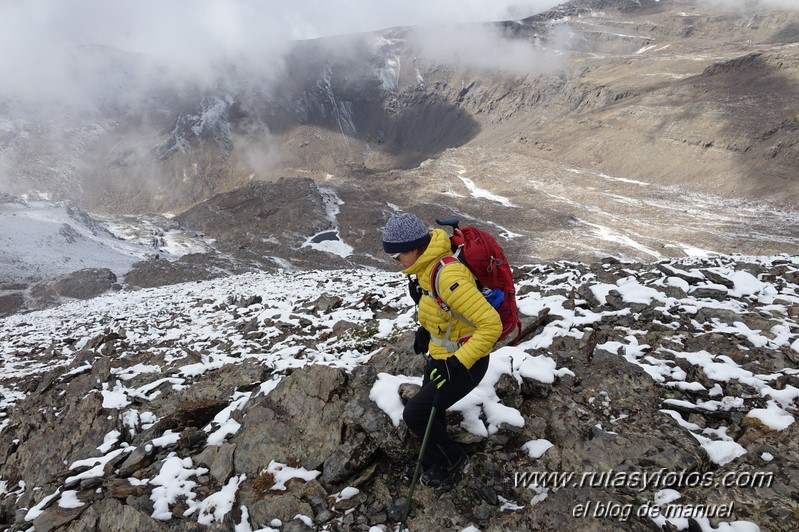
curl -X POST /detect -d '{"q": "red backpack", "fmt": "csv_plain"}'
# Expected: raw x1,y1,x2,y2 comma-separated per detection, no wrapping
429,218,522,345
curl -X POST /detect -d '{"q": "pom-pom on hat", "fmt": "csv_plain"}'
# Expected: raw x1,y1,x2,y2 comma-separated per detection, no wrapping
382,213,431,254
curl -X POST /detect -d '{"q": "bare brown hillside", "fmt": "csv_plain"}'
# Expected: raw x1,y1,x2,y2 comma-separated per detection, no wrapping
267,1,799,205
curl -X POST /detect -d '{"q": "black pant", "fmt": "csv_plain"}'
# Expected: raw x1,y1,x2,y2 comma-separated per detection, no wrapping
402,355,490,470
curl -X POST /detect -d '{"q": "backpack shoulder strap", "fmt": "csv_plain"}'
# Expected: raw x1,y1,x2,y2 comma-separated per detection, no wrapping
428,252,477,325
427,254,477,352
428,254,461,303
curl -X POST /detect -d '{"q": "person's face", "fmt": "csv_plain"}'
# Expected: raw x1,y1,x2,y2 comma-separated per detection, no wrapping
391,249,420,268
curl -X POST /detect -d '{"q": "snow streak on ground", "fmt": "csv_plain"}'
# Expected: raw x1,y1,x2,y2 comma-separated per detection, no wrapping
1,256,799,530
301,186,354,258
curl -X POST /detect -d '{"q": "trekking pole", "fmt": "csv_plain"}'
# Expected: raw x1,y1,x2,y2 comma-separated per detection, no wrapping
399,399,438,531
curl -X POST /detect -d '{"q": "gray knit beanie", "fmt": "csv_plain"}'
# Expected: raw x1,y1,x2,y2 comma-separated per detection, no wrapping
382,213,431,254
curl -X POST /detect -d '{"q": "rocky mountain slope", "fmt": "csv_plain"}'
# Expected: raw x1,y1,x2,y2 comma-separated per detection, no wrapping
1,254,798,531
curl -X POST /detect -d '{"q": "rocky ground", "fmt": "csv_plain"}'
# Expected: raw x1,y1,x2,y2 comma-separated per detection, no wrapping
2,2,799,530
1,254,797,531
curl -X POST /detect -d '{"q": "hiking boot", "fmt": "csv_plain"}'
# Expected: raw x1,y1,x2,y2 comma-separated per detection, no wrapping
401,462,425,482
419,455,469,491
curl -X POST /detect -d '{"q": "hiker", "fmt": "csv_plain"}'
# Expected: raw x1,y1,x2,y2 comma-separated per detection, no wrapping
382,212,502,490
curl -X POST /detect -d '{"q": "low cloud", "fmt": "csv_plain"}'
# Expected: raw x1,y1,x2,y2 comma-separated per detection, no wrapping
0,0,561,110
410,22,567,75
702,0,799,10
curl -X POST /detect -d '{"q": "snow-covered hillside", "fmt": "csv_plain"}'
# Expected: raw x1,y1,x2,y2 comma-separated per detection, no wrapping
0,198,211,284
1,254,798,531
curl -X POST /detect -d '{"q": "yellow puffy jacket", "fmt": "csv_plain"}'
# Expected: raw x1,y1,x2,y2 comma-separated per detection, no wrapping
403,228,502,369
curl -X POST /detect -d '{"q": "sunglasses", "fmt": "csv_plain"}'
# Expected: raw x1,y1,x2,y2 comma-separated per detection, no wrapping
391,252,402,261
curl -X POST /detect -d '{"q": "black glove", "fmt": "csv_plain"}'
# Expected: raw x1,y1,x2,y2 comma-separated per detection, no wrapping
430,356,467,389
408,276,423,305
430,365,447,389
414,326,431,354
